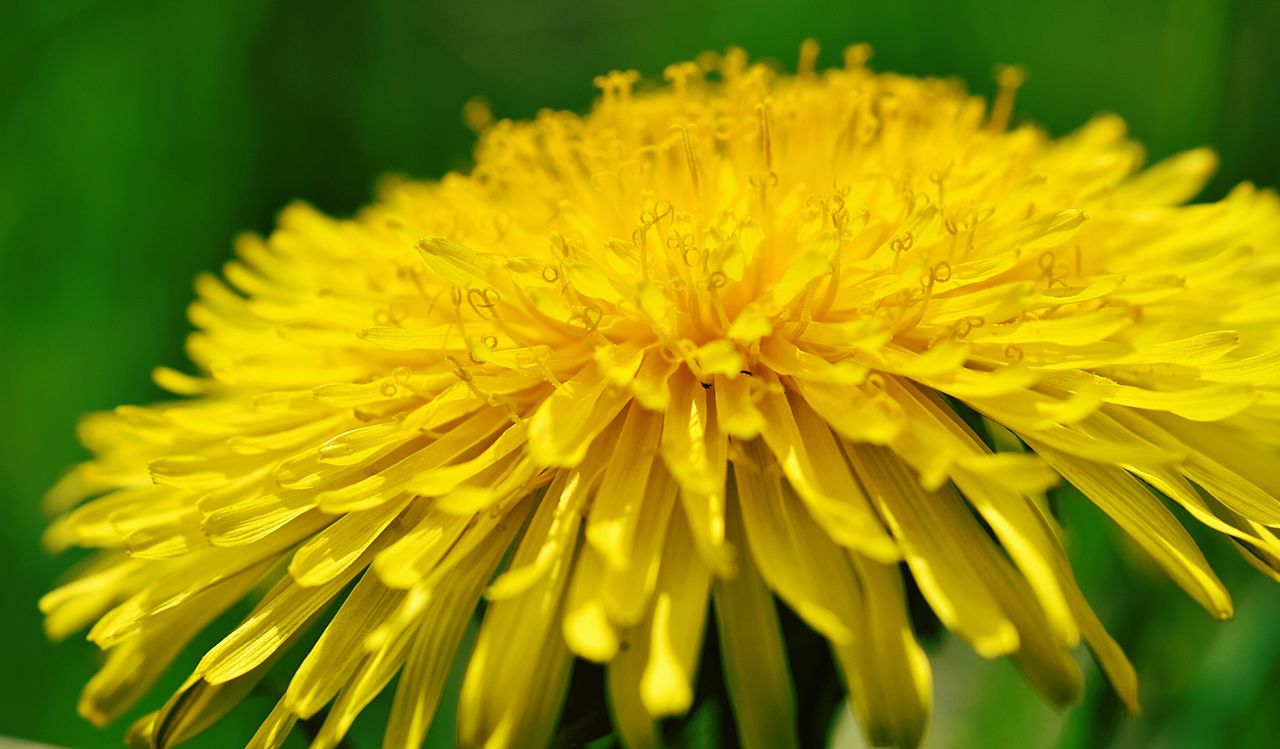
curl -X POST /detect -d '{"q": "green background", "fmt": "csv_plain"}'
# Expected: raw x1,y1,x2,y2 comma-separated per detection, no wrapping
2,0,1278,747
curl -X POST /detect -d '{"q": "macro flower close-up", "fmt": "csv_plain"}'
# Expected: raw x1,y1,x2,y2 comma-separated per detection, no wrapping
5,4,1280,749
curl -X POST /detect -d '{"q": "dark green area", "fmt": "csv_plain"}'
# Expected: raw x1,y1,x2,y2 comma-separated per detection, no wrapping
2,0,1278,747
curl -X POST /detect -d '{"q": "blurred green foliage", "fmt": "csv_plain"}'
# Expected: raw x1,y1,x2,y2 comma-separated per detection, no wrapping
2,1,1278,747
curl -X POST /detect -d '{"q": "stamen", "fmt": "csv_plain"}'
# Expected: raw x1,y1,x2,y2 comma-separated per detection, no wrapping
929,163,952,206
756,101,774,172
663,62,701,98
611,70,640,100
677,125,703,200
748,170,779,213
889,231,914,272
706,272,732,330
720,46,748,82
988,64,1027,133
816,205,858,316
592,71,640,107
909,261,952,325
447,355,525,424
1038,251,1069,288
675,339,708,382
798,38,820,77
466,287,501,320
805,195,827,226
843,43,873,70
952,316,986,339
445,354,472,383
640,199,674,228
492,211,512,240
462,97,493,132
566,305,603,335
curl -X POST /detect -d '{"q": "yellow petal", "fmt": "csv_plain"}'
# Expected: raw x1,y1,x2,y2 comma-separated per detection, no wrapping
1031,504,1140,713
245,699,297,749
528,369,628,467
660,372,732,568
1130,411,1280,526
731,441,858,642
1112,147,1217,206
1040,371,1255,422
1200,347,1280,386
78,560,261,726
756,381,899,562
562,546,621,662
285,572,406,717
836,554,933,749
457,488,578,749
488,466,599,600
41,555,149,641
895,385,1077,645
198,549,371,684
791,376,903,444
639,511,712,717
1032,444,1232,618
617,344,673,404
713,498,799,749
89,531,310,647
844,442,1020,656
588,403,665,568
608,623,659,749
713,371,766,440
290,498,411,587
599,466,680,628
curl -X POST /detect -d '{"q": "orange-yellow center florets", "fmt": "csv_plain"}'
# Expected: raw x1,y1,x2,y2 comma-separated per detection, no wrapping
360,47,1059,418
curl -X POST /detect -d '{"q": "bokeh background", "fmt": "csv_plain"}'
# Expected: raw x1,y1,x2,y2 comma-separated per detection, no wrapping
3,0,1279,747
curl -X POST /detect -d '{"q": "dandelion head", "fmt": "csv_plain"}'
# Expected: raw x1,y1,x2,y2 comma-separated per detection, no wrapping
43,42,1280,749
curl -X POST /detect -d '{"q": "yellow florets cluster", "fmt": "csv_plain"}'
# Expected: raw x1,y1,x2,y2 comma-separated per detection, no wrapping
42,43,1280,749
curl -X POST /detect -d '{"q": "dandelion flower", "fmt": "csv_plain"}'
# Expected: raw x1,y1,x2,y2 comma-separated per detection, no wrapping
43,43,1280,749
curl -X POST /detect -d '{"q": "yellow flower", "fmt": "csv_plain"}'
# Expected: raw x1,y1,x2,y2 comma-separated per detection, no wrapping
43,42,1280,749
